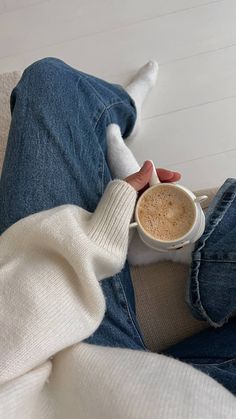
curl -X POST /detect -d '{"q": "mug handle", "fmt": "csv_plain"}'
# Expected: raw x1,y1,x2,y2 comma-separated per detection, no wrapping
194,195,208,204
129,222,138,230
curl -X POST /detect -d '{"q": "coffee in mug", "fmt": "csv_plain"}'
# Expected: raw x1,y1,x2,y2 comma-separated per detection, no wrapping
137,184,196,241
129,160,208,252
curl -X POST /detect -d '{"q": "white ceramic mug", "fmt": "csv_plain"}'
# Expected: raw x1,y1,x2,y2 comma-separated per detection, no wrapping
129,161,208,252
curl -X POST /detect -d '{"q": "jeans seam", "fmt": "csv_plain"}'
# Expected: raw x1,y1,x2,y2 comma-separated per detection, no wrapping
191,358,236,367
196,259,236,263
81,75,108,107
188,180,236,326
195,182,236,255
93,99,132,131
81,76,131,130
117,275,150,352
82,74,130,109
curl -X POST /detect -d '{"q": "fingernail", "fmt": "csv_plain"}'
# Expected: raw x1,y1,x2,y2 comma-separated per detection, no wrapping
143,160,153,172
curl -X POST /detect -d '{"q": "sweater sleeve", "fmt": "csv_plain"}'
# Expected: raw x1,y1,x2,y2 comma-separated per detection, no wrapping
0,179,137,386
87,179,137,257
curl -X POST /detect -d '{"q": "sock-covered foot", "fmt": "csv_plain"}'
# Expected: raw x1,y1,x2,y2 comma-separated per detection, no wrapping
125,60,159,137
106,124,140,179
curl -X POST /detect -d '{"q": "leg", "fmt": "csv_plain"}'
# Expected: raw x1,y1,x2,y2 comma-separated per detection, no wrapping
0,57,137,229
106,60,159,180
163,178,236,395
106,124,140,179
187,177,236,327
163,317,236,395
0,57,147,351
125,60,158,138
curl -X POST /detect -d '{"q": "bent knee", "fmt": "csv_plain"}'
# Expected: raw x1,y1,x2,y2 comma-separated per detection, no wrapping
15,57,83,110
21,57,71,88
24,57,65,73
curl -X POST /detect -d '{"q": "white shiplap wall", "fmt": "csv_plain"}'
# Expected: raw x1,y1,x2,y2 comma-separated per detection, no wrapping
0,0,235,190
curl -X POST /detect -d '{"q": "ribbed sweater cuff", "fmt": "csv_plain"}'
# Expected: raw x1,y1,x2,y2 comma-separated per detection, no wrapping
87,180,137,255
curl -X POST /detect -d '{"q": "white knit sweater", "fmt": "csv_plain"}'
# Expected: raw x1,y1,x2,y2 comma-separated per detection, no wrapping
0,179,235,419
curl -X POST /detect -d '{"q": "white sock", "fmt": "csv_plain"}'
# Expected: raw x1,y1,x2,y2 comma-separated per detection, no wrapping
106,124,140,179
106,60,159,180
125,60,159,137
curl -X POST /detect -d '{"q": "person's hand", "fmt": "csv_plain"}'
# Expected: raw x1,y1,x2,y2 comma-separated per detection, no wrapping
124,160,181,193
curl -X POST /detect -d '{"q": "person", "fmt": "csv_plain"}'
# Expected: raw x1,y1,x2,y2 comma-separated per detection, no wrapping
0,57,235,402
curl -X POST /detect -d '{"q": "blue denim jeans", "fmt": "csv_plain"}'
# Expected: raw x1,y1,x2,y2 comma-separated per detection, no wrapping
0,57,235,396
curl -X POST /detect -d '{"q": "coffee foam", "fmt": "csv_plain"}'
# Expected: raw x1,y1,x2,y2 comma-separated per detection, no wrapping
138,185,195,241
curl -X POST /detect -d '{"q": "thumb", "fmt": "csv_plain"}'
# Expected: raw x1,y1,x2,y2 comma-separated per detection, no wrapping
124,160,153,192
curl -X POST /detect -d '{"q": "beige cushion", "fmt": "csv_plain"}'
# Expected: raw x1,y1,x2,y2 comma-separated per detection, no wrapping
0,70,219,353
0,71,22,175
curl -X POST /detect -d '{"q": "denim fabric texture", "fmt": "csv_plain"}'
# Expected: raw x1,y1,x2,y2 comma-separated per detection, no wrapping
0,57,235,395
187,178,236,327
0,57,147,352
163,317,236,396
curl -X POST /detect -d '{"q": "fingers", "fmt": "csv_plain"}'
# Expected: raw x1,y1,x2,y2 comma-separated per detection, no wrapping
156,168,181,183
136,167,182,198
